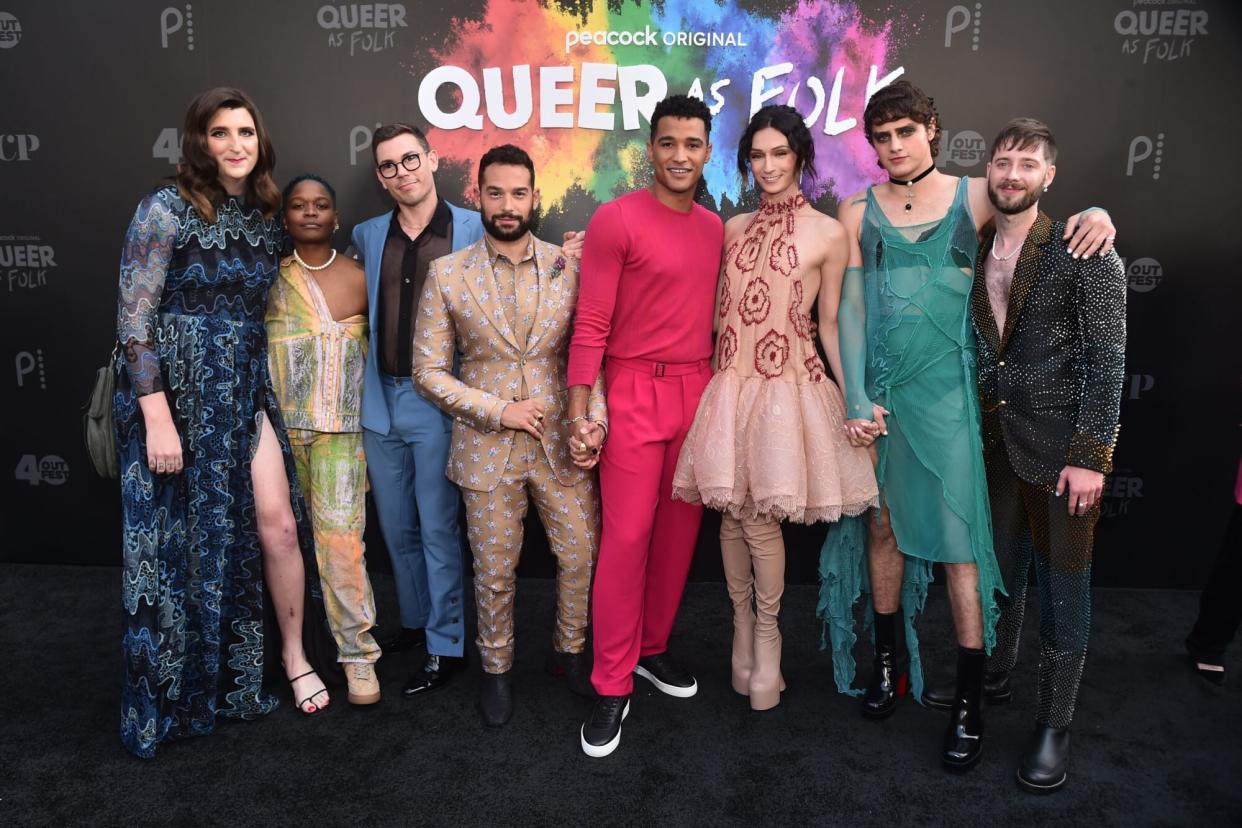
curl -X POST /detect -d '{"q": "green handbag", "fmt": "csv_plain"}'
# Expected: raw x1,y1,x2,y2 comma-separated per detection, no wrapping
83,344,119,479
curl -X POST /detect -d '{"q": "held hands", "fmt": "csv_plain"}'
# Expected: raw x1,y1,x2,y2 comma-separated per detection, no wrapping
501,398,546,439
1063,210,1117,259
1055,465,1104,516
569,420,605,469
844,404,889,448
146,419,183,475
561,230,586,260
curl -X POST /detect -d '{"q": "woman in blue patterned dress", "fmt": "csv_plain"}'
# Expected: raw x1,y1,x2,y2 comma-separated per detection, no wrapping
115,87,337,758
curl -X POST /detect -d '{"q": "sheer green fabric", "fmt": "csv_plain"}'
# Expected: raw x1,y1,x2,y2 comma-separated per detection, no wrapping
838,266,873,419
820,177,1004,699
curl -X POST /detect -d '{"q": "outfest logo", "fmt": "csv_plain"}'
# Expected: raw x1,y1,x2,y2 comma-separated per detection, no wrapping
412,0,909,209
0,10,21,48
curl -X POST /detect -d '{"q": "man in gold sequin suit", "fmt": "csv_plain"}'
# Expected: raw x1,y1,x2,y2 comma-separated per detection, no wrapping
414,144,606,726
928,118,1125,792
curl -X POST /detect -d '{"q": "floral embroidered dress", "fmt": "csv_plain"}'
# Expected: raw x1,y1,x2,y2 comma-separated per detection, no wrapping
114,187,335,759
673,192,877,523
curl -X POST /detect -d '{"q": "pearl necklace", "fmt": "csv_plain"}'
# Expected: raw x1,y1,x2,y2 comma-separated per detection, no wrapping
989,236,1021,263
294,248,337,272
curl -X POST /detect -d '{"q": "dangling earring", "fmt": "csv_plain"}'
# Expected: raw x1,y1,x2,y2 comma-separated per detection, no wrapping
1042,185,1049,193
334,222,340,232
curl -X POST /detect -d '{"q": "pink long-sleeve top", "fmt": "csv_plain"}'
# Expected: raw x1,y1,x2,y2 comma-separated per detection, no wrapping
567,188,724,387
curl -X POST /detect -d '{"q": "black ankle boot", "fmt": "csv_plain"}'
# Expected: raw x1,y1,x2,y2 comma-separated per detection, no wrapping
478,671,513,727
923,670,1011,710
942,647,985,770
861,611,902,720
1017,723,1070,792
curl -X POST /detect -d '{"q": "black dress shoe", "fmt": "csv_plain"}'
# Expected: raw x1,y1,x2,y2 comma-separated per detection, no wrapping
1017,724,1070,793
634,653,697,698
923,671,1012,710
580,694,630,758
401,654,464,697
478,671,513,727
861,644,901,720
546,651,596,698
942,647,985,771
378,627,426,654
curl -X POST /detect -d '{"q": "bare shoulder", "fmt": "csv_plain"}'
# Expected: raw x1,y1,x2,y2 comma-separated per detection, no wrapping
805,209,847,243
836,189,869,229
964,176,994,230
338,253,364,276
723,211,752,244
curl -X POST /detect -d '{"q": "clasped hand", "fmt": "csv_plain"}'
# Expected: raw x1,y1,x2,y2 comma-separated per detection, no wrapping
844,404,889,448
568,421,604,469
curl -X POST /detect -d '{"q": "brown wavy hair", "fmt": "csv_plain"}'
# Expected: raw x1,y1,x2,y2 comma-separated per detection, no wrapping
863,80,942,159
176,87,280,223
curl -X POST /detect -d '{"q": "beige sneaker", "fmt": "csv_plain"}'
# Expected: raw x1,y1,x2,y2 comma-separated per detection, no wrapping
346,662,381,705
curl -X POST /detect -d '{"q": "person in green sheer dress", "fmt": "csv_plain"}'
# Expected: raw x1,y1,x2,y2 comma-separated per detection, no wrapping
819,80,1118,771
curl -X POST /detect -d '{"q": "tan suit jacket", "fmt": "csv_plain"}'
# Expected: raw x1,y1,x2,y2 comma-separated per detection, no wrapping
414,236,607,493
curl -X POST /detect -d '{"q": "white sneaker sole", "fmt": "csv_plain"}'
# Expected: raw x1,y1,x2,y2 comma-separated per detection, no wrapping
580,700,631,758
634,665,698,698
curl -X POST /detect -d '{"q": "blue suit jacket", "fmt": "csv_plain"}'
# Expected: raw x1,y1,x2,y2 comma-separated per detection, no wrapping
352,200,483,435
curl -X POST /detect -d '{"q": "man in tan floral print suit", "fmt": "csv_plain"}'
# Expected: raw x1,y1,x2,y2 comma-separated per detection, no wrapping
414,144,607,727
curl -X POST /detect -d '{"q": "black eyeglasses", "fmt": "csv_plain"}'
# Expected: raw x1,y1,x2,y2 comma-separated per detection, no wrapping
377,152,422,179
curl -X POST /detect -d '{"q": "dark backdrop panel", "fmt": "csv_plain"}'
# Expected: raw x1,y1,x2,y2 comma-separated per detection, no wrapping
1,0,1238,589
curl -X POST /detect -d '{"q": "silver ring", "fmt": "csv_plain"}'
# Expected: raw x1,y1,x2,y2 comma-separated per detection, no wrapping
1105,236,1116,241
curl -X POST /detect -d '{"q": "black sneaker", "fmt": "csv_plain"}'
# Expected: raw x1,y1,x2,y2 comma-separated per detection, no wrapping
634,653,698,698
580,694,630,758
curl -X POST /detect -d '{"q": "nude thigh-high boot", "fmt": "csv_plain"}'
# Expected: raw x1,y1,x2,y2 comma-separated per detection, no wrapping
719,514,755,695
747,517,786,710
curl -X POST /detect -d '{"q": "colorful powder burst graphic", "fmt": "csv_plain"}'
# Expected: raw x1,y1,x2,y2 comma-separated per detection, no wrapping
418,0,909,211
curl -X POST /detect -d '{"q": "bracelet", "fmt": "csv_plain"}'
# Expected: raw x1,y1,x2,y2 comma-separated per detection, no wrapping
596,421,609,443
567,415,589,426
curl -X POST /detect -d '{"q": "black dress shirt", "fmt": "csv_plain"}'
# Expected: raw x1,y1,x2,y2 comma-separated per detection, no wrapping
378,198,453,376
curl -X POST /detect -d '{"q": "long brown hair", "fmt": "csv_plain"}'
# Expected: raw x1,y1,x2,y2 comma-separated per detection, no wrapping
176,87,280,223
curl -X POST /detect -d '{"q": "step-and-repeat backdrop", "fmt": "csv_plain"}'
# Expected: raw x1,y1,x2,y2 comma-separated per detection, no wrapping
1,0,1238,588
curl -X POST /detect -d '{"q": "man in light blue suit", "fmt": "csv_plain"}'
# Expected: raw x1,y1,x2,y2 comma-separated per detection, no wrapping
352,123,483,696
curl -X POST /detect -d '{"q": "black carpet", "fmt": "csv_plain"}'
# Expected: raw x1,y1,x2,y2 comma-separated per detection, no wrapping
3,563,1239,826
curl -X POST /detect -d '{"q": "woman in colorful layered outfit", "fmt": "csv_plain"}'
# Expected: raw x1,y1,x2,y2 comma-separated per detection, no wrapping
115,88,336,758
673,105,878,710
266,175,381,705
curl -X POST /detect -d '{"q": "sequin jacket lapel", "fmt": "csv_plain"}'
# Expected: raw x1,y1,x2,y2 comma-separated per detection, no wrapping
972,213,1127,485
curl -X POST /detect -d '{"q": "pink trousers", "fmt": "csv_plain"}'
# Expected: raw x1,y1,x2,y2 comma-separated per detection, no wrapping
591,357,712,696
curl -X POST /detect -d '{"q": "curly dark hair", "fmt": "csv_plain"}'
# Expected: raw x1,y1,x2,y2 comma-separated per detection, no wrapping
282,173,336,206
176,87,280,223
737,104,818,188
649,94,712,143
863,80,942,158
478,143,535,191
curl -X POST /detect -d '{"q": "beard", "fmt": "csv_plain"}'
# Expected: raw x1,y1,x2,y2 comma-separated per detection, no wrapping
988,180,1041,215
483,207,540,242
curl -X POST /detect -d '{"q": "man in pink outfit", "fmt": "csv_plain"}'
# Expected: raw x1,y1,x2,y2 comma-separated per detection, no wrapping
566,95,724,757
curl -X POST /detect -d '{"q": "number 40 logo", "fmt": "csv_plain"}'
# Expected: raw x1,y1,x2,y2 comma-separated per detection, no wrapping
15,454,69,485
153,128,181,164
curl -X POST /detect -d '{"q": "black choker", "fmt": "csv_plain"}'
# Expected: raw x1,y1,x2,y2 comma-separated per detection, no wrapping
890,164,936,212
